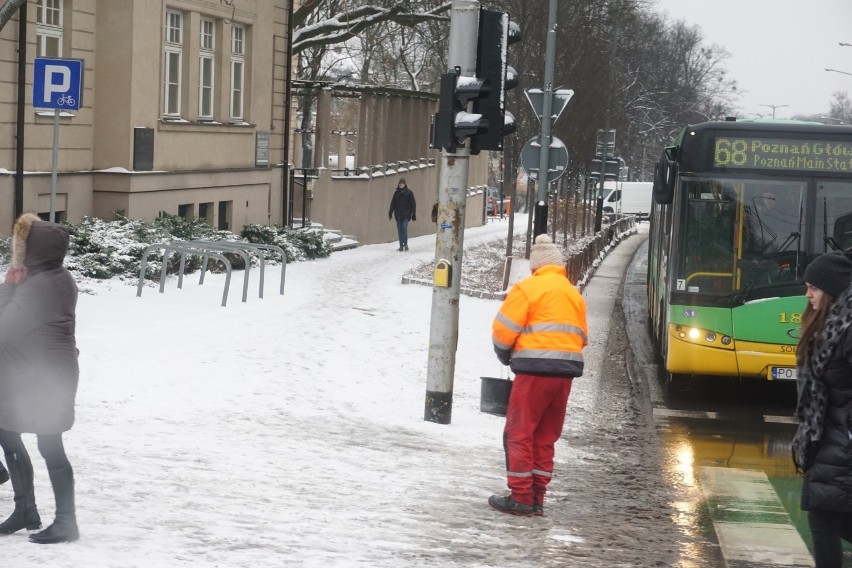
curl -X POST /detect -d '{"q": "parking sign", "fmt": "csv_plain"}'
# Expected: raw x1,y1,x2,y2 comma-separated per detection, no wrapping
33,58,83,111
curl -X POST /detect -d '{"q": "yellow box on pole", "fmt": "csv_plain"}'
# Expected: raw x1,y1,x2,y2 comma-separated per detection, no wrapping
434,259,452,287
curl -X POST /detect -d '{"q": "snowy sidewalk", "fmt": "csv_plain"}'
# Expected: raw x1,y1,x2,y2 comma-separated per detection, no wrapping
1,220,686,567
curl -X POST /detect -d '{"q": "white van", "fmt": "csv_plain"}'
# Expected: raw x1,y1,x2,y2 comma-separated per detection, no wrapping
602,181,653,219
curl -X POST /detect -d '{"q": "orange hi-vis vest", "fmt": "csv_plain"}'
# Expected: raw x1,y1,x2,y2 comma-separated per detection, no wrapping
492,264,588,378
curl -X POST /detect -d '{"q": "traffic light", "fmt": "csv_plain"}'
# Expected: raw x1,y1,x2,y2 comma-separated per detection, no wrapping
429,67,490,152
469,9,521,155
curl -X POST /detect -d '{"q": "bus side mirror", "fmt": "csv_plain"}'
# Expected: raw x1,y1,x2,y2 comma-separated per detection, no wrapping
653,159,676,204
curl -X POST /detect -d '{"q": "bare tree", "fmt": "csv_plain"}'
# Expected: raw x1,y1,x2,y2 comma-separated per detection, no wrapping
293,1,450,55
829,91,852,124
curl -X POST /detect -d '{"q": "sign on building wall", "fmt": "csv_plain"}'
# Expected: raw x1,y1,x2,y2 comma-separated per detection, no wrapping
256,131,270,166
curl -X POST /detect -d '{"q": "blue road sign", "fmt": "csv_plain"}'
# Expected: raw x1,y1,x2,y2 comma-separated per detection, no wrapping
33,58,83,111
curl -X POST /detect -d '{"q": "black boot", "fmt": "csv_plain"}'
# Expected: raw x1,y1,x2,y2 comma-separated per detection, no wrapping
0,460,7,485
29,465,78,544
0,452,41,534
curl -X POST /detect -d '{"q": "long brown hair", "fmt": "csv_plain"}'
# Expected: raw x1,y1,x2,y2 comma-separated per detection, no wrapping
797,293,834,365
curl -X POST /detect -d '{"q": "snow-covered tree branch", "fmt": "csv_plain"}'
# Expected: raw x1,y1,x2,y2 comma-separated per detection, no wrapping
293,2,450,54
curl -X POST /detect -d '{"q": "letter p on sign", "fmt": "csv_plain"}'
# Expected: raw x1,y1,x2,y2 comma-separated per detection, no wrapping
43,65,70,101
33,58,83,111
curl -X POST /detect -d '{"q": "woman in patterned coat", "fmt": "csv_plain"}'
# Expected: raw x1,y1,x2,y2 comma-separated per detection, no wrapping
793,250,852,567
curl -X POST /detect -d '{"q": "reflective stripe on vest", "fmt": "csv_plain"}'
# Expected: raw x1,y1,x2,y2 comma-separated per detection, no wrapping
512,349,584,362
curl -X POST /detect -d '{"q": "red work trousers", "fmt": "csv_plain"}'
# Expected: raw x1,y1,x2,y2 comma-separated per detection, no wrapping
502,373,573,506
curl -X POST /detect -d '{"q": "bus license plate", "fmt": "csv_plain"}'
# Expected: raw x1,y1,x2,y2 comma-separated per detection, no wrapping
771,367,796,381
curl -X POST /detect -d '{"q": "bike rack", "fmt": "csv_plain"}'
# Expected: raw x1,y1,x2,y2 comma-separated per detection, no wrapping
137,243,233,307
189,240,287,298
136,240,287,307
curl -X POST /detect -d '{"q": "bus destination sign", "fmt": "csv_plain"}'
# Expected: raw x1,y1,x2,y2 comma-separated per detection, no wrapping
714,136,852,173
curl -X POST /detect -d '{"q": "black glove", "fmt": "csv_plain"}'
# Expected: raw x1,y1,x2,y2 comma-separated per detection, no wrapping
495,347,511,366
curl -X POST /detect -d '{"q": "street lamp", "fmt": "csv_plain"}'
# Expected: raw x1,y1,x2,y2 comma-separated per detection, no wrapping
819,116,846,125
840,42,852,47
760,103,789,119
825,68,852,78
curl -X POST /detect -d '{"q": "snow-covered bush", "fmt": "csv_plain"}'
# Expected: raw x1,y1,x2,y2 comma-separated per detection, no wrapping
0,212,333,281
240,224,332,262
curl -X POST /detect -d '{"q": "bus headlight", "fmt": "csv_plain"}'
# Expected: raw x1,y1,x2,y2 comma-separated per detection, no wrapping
671,324,733,349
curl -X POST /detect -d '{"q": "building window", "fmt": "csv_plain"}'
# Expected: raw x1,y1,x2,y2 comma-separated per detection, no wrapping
36,0,63,57
163,10,183,117
198,18,215,119
229,24,245,121
218,201,232,231
199,202,213,225
177,204,195,220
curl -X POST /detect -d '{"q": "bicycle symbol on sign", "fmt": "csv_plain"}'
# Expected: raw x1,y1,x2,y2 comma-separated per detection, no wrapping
56,94,76,107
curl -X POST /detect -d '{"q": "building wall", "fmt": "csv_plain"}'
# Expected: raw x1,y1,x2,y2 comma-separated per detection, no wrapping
0,0,289,236
0,0,494,243
309,151,490,246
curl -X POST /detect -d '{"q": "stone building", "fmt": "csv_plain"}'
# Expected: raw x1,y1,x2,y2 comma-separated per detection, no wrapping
0,0,489,243
0,0,291,236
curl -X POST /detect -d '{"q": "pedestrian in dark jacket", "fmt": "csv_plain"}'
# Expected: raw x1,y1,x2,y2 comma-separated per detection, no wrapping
489,234,588,517
388,178,416,251
0,213,80,544
793,250,852,567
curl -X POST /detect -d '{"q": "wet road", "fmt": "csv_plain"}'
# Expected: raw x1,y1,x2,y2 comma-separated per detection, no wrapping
622,233,834,567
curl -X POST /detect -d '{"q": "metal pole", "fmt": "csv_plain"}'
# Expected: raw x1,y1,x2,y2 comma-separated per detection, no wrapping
424,0,479,425
594,15,618,233
502,139,516,291
533,0,558,239
49,108,59,222
14,1,26,221
281,0,295,225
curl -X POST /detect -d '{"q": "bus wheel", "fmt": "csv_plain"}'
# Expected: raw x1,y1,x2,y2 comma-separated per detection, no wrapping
664,372,691,398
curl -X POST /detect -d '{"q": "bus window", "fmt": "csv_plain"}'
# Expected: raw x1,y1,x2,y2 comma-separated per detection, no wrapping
677,178,806,296
741,181,804,258
814,181,852,252
681,179,738,293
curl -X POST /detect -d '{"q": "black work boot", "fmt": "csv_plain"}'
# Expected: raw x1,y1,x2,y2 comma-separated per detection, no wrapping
0,452,41,534
29,465,78,544
488,494,534,517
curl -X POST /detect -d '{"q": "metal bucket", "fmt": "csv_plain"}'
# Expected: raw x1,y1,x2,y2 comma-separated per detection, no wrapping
480,376,513,416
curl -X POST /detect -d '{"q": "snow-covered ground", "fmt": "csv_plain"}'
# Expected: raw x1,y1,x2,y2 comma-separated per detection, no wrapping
0,217,672,567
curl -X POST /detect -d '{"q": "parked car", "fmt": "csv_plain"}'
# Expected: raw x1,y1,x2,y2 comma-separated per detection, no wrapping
486,187,508,216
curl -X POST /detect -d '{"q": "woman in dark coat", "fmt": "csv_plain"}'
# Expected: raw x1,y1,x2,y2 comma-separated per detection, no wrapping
0,213,79,544
793,250,852,567
388,178,416,251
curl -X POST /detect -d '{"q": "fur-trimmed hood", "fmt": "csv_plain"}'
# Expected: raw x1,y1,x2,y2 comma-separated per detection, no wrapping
11,213,69,271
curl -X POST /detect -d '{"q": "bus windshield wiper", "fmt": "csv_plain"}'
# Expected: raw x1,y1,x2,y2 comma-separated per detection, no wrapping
824,235,842,251
775,231,800,253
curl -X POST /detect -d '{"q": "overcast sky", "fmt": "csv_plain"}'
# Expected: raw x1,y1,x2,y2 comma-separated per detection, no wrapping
652,0,852,119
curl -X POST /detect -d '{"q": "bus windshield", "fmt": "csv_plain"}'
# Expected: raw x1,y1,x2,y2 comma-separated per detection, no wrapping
676,176,807,303
814,180,852,251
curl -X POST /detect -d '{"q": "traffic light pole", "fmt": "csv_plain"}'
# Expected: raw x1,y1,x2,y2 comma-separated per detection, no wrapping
533,0,558,239
424,0,479,425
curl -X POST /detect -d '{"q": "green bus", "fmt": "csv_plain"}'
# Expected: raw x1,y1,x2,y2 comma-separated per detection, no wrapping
648,118,852,382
